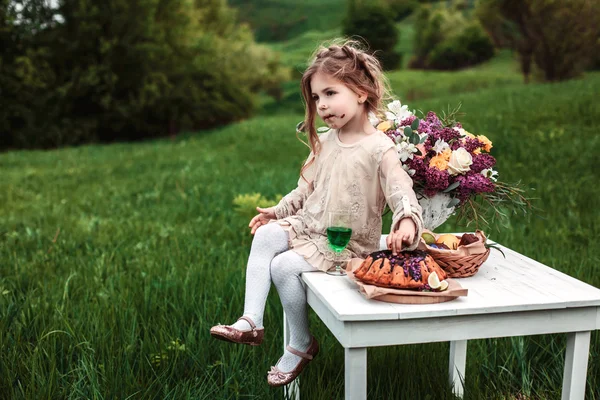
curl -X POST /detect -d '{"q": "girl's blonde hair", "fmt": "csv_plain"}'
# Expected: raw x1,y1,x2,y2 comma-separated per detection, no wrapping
298,38,393,178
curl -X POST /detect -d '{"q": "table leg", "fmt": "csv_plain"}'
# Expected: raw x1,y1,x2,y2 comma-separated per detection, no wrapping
448,340,467,398
562,331,591,400
283,311,300,400
345,347,367,400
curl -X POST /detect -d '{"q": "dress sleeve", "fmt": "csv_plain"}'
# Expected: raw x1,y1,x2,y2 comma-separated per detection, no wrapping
379,147,424,250
273,151,316,219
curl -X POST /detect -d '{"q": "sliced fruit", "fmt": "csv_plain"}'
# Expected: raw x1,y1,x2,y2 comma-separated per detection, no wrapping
421,232,436,245
435,234,460,250
427,272,441,289
439,280,449,291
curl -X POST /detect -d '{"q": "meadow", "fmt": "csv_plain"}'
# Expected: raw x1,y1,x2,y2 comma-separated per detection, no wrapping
1,50,600,399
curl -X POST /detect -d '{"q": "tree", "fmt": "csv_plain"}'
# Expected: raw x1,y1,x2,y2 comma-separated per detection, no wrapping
409,5,494,70
342,2,402,70
0,0,290,149
476,0,600,82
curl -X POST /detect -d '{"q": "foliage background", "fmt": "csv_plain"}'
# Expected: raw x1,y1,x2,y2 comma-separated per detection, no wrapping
1,0,599,399
0,0,289,149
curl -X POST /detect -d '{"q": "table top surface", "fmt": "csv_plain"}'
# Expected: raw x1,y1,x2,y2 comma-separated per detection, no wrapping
302,241,600,322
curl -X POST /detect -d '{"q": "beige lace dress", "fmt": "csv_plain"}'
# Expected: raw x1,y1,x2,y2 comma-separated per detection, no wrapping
272,129,424,272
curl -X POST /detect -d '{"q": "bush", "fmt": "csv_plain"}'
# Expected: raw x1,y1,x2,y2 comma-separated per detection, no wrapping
428,39,474,70
474,0,512,48
342,3,402,70
461,23,496,64
0,0,289,150
409,6,442,67
410,5,495,71
453,0,469,11
428,23,495,70
476,0,600,82
386,0,419,21
589,37,600,71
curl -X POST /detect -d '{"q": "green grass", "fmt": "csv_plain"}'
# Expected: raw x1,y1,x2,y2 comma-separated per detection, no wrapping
1,67,600,398
260,49,526,118
269,27,343,77
268,18,417,74
228,0,346,43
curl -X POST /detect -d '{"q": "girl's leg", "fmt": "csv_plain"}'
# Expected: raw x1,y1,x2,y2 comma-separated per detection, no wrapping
230,223,289,331
270,250,317,372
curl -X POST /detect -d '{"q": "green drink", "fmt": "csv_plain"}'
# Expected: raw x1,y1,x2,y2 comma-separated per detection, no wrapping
326,210,352,276
327,226,352,253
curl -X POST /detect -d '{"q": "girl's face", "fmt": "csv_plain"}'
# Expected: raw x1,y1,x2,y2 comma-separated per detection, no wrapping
310,72,366,130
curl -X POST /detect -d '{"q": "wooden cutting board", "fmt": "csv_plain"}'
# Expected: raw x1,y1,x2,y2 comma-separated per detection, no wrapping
372,279,467,304
348,270,468,304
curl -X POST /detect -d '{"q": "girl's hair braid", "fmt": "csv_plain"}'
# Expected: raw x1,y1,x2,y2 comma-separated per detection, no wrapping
298,38,394,180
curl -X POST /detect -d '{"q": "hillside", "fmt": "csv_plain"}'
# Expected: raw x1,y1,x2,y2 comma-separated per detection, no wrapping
228,0,346,42
1,62,599,398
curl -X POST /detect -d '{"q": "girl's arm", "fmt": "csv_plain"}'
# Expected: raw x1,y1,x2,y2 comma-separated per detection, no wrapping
379,148,424,253
273,152,316,219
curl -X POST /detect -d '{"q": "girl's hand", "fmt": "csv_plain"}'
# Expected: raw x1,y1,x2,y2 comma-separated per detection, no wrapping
249,206,277,235
386,218,417,255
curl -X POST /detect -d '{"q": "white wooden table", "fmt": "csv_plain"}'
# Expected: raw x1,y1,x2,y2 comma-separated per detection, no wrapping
283,236,600,399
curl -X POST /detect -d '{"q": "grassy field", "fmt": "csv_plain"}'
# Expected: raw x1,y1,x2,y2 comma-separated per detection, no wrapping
228,0,346,42
268,15,417,75
1,58,600,399
261,49,527,119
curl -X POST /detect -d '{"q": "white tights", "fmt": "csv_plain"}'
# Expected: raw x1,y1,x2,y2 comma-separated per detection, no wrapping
231,223,316,372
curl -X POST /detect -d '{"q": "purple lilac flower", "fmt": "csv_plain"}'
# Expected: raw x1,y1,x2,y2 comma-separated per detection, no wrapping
399,115,417,127
424,167,450,196
470,154,496,173
407,157,427,182
463,137,484,153
426,111,442,127
455,174,495,201
431,127,461,145
414,112,442,136
385,130,399,143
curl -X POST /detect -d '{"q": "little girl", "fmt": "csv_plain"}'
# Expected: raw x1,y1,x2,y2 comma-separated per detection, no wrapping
210,39,424,387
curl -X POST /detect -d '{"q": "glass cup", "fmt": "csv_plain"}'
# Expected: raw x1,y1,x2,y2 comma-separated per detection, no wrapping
326,210,353,276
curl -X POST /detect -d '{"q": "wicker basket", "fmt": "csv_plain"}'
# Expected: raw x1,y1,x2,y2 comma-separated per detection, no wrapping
418,230,490,278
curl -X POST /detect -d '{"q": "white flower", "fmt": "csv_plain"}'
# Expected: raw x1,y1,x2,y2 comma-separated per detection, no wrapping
385,100,413,123
396,141,418,162
448,148,473,175
402,164,416,176
432,139,450,154
368,111,380,127
481,168,499,182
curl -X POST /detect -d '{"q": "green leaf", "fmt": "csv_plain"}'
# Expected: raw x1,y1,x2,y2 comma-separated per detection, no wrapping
410,133,420,145
411,118,419,130
403,126,412,136
443,181,460,193
447,198,460,208
486,244,506,258
419,134,428,144
414,149,422,156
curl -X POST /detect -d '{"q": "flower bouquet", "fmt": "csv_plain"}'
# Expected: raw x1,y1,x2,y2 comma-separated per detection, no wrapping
371,100,532,230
